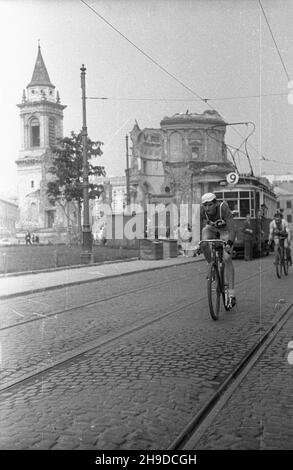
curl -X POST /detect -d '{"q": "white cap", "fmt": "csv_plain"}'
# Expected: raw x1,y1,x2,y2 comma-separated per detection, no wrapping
201,192,216,204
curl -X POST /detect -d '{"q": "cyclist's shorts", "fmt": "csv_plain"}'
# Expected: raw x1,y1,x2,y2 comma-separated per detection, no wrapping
202,225,231,243
273,235,289,244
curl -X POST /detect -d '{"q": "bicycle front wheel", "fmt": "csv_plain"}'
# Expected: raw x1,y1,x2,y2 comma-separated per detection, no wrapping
283,252,289,276
220,264,230,311
207,263,221,320
275,251,282,278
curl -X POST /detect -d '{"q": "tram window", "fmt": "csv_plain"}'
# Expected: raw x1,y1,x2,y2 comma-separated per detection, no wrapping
214,192,223,199
240,199,250,217
240,191,249,198
255,192,260,212
224,192,238,199
226,199,238,212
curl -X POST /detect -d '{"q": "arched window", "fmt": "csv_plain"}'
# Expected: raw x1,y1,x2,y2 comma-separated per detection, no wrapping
189,131,203,160
169,132,183,162
29,202,38,222
30,118,40,147
49,117,56,147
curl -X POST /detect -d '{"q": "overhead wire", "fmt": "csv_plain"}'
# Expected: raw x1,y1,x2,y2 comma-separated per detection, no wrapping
258,0,292,83
80,0,291,170
87,91,288,102
258,0,293,167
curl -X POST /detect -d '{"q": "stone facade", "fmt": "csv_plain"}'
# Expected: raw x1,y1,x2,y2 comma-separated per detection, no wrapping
0,197,18,238
129,110,235,210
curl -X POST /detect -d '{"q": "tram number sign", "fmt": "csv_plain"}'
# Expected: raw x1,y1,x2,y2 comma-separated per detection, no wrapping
226,172,239,185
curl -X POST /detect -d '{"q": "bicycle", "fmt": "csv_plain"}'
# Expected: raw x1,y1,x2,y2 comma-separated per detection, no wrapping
274,236,289,279
199,239,234,320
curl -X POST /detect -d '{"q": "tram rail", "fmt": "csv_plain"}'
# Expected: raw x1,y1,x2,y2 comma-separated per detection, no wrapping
0,270,199,331
169,300,293,450
0,266,273,395
0,258,290,450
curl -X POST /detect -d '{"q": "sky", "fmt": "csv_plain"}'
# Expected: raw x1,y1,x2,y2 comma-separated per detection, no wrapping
1,0,293,198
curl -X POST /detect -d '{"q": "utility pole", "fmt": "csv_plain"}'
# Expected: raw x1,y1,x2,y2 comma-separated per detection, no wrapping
80,64,92,263
125,134,131,210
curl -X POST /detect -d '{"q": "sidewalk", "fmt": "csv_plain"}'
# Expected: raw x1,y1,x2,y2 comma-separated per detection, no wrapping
0,255,203,300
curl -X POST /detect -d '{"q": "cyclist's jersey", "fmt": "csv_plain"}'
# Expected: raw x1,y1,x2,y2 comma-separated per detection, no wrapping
200,201,236,242
269,219,289,238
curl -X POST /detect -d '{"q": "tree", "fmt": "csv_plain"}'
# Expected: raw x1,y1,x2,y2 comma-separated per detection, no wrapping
47,131,105,242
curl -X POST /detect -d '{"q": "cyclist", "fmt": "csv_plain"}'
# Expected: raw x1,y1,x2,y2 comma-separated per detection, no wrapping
200,192,237,307
269,212,292,265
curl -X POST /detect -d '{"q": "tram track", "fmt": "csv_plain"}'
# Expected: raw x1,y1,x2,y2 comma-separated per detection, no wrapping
0,263,271,332
0,258,199,301
0,257,291,450
0,295,207,394
0,270,199,331
168,299,293,450
0,266,273,396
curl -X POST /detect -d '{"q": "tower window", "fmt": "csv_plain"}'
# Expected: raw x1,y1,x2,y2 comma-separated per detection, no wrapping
31,180,34,188
31,118,40,147
49,118,56,147
191,146,200,159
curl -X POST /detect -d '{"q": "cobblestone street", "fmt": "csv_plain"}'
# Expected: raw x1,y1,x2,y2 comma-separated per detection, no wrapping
0,256,292,451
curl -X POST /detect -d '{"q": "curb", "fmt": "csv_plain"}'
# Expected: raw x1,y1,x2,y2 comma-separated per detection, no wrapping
0,256,139,278
0,256,203,300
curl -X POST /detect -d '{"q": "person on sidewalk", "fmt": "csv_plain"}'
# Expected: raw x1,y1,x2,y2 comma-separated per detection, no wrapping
180,223,192,256
242,214,254,261
25,231,31,246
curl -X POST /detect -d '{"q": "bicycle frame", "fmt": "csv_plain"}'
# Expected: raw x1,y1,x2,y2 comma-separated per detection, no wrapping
199,239,230,320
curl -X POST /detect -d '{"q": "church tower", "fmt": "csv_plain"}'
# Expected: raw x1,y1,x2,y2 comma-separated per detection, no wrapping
16,45,67,239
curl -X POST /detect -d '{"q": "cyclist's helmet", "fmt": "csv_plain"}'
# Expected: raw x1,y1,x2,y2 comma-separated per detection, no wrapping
201,193,217,204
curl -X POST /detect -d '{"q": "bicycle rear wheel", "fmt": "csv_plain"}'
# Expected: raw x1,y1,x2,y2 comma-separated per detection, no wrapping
275,251,282,278
207,263,221,320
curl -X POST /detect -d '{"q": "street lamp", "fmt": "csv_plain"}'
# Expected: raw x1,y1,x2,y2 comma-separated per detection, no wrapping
80,64,92,263
125,134,131,210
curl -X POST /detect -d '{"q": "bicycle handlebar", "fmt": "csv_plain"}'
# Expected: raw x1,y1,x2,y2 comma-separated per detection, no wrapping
198,239,226,246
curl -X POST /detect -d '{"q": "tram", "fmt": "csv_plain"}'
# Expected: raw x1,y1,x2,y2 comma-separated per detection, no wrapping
212,174,278,258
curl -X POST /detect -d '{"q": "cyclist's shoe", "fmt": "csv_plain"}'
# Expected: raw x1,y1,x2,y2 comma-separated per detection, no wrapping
227,296,237,309
206,265,215,281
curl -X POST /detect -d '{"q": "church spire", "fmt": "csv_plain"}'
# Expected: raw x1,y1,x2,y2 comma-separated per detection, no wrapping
27,44,55,88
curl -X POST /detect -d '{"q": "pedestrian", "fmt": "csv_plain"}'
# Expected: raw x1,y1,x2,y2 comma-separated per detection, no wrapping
181,223,192,256
173,223,182,254
242,214,254,260
25,231,31,246
32,233,35,244
256,210,264,256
